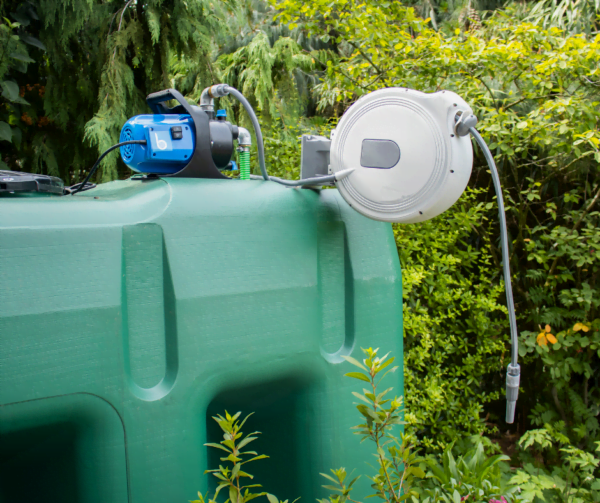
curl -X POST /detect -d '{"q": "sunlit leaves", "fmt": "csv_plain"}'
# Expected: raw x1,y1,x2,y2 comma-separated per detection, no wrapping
574,322,590,332
537,324,557,346
320,348,421,503
268,0,600,465
203,411,270,503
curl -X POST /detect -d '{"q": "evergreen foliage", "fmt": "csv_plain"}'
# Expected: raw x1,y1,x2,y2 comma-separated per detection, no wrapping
0,0,224,183
217,32,313,124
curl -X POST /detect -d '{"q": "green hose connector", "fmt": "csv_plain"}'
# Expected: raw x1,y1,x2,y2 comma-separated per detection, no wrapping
239,149,250,180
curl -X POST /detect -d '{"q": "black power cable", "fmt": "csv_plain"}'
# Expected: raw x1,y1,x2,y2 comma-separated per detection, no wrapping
70,140,147,195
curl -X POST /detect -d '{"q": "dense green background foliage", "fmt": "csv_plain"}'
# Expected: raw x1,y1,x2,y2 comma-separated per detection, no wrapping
0,0,222,182
2,0,600,500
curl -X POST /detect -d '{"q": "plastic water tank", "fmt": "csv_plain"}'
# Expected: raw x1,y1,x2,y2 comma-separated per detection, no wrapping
0,177,403,503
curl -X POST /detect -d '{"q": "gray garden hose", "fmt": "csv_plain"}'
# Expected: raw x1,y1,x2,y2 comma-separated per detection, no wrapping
469,126,521,424
200,84,269,180
268,168,355,187
201,84,349,187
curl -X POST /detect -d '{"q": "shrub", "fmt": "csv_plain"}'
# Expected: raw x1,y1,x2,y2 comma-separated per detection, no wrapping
270,0,600,463
200,348,526,503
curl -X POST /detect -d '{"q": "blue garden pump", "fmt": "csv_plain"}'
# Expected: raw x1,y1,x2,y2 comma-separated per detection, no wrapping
120,88,239,178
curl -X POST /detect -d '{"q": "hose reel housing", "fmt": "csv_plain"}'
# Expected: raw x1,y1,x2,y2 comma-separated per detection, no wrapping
329,88,474,223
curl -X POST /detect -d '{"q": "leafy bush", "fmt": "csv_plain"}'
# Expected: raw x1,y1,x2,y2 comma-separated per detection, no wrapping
201,348,527,503
269,0,600,467
320,347,423,503
0,3,45,170
511,426,600,502
416,436,518,503
520,320,600,455
195,411,293,503
396,190,508,450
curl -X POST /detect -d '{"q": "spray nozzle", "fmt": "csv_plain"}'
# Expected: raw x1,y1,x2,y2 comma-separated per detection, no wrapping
505,363,520,424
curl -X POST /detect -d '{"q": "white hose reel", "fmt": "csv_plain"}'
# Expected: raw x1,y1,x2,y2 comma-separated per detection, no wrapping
326,87,519,424
329,87,475,223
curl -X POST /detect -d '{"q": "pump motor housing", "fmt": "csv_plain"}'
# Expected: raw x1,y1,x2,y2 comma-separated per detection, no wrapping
120,110,238,174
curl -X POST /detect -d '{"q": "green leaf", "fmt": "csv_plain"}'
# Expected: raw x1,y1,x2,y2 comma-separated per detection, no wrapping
9,52,35,63
409,466,425,478
205,442,231,453
215,483,229,497
1,81,21,103
320,473,339,483
375,357,395,373
241,454,268,465
0,121,12,142
19,33,46,51
347,475,360,488
342,355,368,370
237,436,258,450
238,413,255,430
266,494,279,503
345,372,371,383
229,486,239,503
352,391,373,405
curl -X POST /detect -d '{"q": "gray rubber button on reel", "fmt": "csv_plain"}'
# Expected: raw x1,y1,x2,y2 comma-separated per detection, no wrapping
360,139,401,169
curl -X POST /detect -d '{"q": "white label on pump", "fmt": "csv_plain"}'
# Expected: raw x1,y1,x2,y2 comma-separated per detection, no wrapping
150,130,172,152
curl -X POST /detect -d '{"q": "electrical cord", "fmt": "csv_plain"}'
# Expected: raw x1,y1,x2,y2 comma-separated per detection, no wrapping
469,126,521,424
64,182,96,194
70,140,147,195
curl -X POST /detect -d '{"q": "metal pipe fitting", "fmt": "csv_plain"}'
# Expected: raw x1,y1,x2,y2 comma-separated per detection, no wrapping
237,127,252,147
199,83,268,180
199,84,229,112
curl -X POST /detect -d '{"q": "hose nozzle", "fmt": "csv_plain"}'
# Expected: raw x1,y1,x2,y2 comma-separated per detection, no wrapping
506,363,520,423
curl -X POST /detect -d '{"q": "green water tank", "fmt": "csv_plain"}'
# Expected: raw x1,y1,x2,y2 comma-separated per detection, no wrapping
0,177,403,503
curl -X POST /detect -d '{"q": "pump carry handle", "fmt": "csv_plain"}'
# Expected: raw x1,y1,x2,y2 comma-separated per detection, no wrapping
146,88,190,116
